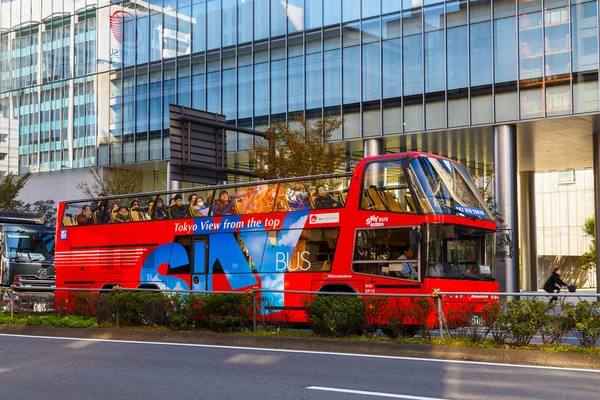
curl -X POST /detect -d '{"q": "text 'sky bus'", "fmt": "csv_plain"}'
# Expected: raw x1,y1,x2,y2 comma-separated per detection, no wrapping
55,152,499,323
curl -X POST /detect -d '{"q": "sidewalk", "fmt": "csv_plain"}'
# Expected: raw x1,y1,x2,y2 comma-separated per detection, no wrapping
0,324,598,370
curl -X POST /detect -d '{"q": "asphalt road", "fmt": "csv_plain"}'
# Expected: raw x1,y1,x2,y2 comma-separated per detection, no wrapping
0,334,598,400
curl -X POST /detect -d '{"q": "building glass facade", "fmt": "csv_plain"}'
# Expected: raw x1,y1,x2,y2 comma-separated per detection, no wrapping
0,0,599,177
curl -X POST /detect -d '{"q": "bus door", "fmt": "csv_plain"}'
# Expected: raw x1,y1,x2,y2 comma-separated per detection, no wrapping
191,236,208,291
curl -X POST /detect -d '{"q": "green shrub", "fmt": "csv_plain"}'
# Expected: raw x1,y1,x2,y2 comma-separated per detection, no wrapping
303,295,364,337
99,291,169,326
540,303,575,346
363,296,389,336
407,297,435,339
482,300,507,345
502,299,549,346
564,301,600,347
197,293,253,332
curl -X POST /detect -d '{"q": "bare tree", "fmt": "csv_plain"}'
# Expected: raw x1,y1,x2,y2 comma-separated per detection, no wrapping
0,172,32,211
76,165,144,197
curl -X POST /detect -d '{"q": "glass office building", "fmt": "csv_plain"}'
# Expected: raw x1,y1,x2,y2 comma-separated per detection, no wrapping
1,0,599,188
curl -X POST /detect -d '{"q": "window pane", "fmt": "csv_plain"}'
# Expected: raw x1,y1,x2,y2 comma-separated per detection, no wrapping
238,65,252,119
545,6,571,77
324,49,341,107
363,0,380,18
272,0,287,36
494,17,517,83
306,0,323,30
343,46,360,104
288,55,304,112
382,0,401,14
207,0,221,49
382,13,401,39
192,1,206,53
470,22,492,86
519,12,542,80
288,0,304,33
207,71,221,113
425,30,444,93
192,73,205,110
447,26,468,90
238,0,252,44
222,0,236,47
254,61,269,117
271,59,286,113
383,38,401,98
222,68,235,119
343,0,360,22
324,0,341,25
572,2,598,73
254,0,269,40
403,34,423,95
363,43,380,101
306,52,323,110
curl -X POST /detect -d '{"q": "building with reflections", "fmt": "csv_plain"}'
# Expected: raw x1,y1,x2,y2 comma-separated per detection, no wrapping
2,0,600,291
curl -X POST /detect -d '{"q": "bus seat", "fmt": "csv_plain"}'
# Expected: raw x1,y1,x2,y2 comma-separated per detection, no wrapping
308,193,316,208
380,191,404,213
62,213,75,226
130,210,143,222
110,211,118,223
339,192,348,207
405,194,416,212
366,188,387,211
188,204,196,217
74,212,81,225
361,192,373,209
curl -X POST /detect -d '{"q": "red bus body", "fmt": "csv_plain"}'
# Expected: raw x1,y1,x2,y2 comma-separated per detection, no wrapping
55,152,499,323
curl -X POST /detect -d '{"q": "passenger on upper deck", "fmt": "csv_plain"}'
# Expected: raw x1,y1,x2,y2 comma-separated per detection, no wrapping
213,191,234,216
94,202,110,224
130,200,140,210
153,198,169,220
114,206,131,223
193,197,209,217
77,205,95,226
169,194,190,219
90,193,106,213
314,185,340,209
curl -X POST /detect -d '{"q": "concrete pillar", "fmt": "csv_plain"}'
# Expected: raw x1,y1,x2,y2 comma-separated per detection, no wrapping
363,138,384,158
166,161,180,191
494,125,519,293
593,132,600,293
519,171,538,291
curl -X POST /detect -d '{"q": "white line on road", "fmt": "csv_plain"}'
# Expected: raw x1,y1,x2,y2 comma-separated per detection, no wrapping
0,333,598,374
306,386,448,400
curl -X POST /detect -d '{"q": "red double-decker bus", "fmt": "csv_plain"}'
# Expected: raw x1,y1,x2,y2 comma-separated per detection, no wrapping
55,152,498,322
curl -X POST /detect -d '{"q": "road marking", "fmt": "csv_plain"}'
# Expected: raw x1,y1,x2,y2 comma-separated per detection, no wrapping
0,333,599,374
306,386,448,399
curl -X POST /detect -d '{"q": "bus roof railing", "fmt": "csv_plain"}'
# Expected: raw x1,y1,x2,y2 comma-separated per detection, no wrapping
62,171,353,204
0,211,45,225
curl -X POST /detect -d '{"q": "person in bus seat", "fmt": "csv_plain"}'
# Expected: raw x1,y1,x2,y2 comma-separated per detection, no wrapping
114,206,131,223
314,185,340,209
395,245,417,279
76,205,95,226
192,197,209,217
93,202,110,224
169,197,176,207
90,193,106,213
213,190,234,216
169,194,190,219
153,198,169,220
188,194,198,216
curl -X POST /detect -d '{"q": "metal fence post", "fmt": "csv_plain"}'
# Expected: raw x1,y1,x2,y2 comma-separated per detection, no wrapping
252,290,257,332
433,289,443,340
9,288,14,318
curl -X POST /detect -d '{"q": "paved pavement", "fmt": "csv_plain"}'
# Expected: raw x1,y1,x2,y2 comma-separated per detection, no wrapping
0,334,598,400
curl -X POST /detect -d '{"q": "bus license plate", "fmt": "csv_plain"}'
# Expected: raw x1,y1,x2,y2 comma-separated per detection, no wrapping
471,314,482,326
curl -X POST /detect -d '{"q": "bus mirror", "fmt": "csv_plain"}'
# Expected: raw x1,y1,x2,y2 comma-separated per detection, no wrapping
409,228,421,250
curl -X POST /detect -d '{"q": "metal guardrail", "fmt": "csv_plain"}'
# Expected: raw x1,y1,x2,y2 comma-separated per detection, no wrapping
2,286,598,342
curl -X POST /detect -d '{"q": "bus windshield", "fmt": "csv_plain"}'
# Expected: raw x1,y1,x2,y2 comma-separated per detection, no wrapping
408,157,493,220
3,231,55,262
424,224,495,280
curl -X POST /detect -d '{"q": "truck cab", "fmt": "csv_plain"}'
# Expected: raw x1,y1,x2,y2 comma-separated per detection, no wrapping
0,212,55,289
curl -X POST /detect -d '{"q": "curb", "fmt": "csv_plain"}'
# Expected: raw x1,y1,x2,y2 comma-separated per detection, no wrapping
0,324,598,370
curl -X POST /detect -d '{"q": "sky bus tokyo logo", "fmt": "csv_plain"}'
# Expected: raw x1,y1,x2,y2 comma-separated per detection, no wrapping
366,215,388,226
110,10,143,49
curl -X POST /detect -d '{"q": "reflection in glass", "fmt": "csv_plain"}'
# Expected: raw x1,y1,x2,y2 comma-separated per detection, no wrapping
447,26,468,90
572,2,598,73
343,46,360,104
519,12,543,80
288,0,304,33
403,35,423,96
425,30,445,93
363,43,380,101
383,39,401,99
494,17,517,83
470,22,492,86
